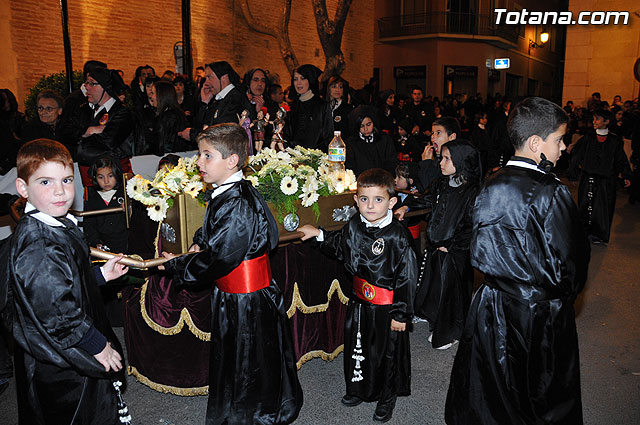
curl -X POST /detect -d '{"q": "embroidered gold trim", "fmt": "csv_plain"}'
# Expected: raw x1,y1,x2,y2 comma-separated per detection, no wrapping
286,279,350,318
139,281,211,341
128,365,208,396
296,345,344,369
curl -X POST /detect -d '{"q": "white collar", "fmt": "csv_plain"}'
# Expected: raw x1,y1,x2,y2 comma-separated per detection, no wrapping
299,91,314,102
505,158,544,174
596,128,609,136
359,209,393,228
25,202,78,227
93,97,116,116
211,170,243,199
215,83,234,101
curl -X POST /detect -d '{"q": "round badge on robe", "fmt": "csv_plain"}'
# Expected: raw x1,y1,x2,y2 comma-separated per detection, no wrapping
99,114,109,125
117,197,124,205
362,282,376,301
372,238,385,255
334,115,342,123
421,111,426,117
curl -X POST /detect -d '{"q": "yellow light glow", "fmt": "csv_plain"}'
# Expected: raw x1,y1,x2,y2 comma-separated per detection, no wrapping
540,32,549,44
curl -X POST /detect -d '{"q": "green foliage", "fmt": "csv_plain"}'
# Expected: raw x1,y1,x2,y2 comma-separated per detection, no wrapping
24,70,84,120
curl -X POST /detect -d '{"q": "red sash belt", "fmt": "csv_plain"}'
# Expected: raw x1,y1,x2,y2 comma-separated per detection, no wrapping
353,276,394,305
215,253,271,293
408,224,421,239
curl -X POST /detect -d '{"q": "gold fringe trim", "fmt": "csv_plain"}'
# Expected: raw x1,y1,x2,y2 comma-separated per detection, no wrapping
128,365,208,396
286,279,350,318
296,345,344,369
139,281,211,341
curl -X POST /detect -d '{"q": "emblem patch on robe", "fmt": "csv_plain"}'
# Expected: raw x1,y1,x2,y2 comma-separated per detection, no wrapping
361,282,376,301
99,114,109,125
214,110,218,119
334,115,342,122
372,238,385,255
421,111,426,117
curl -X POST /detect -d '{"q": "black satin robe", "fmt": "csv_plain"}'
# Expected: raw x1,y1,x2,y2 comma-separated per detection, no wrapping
569,131,632,242
285,96,334,151
446,161,590,425
319,216,417,402
414,177,479,348
165,181,303,425
6,213,125,425
83,186,128,254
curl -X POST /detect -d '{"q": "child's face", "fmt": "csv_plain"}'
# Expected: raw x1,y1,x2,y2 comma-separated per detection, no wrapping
539,123,567,165
329,83,343,100
440,147,456,176
360,117,374,137
398,127,407,136
395,175,410,190
431,124,455,154
271,87,284,104
592,115,609,130
16,161,75,217
196,141,237,185
96,166,117,191
353,186,397,225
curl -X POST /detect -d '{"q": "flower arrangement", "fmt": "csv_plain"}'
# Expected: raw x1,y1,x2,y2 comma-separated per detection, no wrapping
244,147,356,222
126,155,206,222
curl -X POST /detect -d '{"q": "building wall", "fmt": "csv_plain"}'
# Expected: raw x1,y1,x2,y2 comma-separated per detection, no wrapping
0,0,373,109
563,0,640,107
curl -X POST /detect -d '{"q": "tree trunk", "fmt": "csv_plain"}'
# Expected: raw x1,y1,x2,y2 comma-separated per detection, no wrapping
311,0,353,81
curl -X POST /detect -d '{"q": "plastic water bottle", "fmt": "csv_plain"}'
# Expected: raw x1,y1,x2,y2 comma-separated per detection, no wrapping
328,131,346,191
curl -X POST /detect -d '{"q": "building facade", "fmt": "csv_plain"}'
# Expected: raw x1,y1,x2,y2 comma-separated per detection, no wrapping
374,0,567,102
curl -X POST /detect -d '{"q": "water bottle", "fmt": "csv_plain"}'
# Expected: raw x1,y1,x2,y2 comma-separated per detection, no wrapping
328,131,346,191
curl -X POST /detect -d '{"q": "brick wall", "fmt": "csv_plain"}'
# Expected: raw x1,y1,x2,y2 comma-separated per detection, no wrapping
1,0,373,109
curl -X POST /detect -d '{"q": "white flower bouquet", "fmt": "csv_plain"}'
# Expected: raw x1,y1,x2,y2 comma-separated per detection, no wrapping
126,155,206,222
245,147,356,222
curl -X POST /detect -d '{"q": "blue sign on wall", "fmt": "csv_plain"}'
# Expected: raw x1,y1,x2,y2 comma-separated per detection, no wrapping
494,58,510,69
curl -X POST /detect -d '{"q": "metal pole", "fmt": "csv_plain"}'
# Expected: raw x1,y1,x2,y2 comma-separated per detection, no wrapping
181,0,193,80
60,0,74,94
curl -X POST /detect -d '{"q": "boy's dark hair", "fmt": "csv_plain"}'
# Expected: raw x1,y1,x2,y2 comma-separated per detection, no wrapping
89,156,123,189
173,75,186,85
507,97,568,151
145,76,160,88
473,112,487,126
357,168,395,198
197,123,249,170
36,90,64,108
593,109,612,124
433,117,461,137
269,84,282,97
410,85,424,94
395,163,413,182
17,139,73,182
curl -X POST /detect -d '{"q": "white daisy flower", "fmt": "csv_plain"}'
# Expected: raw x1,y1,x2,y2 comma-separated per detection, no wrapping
246,175,259,187
299,189,320,207
280,176,299,195
146,198,169,222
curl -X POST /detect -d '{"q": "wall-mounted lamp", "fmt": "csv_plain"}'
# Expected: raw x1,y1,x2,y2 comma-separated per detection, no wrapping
529,32,549,51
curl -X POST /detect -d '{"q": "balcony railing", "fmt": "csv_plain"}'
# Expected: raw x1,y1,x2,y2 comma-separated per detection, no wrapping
378,12,519,44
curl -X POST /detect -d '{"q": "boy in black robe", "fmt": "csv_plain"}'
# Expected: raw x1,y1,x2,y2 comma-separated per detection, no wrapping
4,139,130,424
568,109,632,244
446,97,591,424
299,169,417,423
162,124,303,425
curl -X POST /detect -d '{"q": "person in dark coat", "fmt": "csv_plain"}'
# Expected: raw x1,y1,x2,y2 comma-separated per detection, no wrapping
446,97,591,425
325,75,353,138
470,112,492,174
179,61,245,145
240,68,279,121
285,64,334,150
162,124,303,425
568,109,632,244
20,91,64,143
345,105,397,177
5,139,130,424
397,140,481,350
149,80,190,154
395,118,426,164
377,89,401,136
299,169,417,423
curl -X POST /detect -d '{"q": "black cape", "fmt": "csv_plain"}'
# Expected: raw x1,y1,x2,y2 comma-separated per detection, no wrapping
165,180,302,425
285,95,334,151
6,212,125,425
320,216,417,402
446,159,591,424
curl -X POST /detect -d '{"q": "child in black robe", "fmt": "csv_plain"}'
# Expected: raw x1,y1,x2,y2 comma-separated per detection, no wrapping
345,106,397,177
83,156,128,253
4,139,130,424
397,140,481,350
300,169,417,423
162,124,303,425
569,109,632,244
446,97,591,424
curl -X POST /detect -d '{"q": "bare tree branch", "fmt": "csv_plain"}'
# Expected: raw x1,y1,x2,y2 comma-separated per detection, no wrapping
311,0,353,80
239,0,299,75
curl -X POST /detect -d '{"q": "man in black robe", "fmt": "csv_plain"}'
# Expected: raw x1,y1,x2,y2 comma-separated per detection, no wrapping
446,97,591,424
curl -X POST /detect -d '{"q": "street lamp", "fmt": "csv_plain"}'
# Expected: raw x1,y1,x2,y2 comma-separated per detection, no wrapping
529,31,550,51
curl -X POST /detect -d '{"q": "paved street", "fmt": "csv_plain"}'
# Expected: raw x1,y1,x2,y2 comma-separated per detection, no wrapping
1,185,639,424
